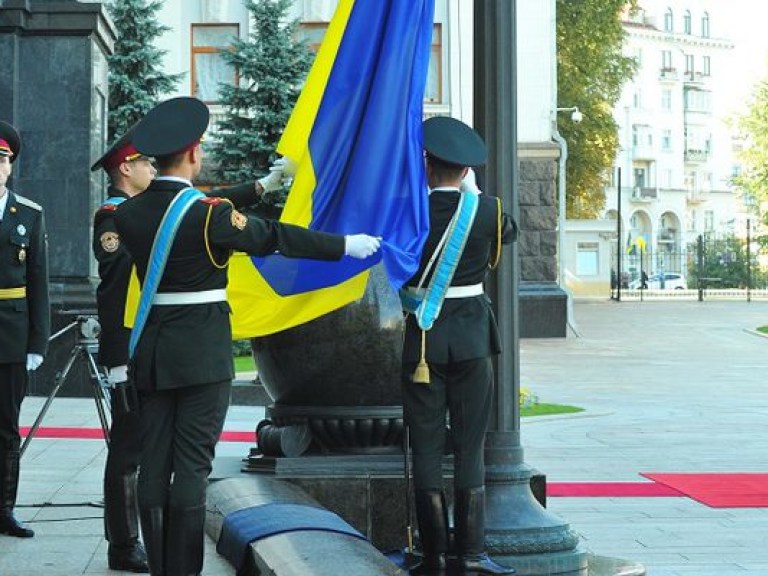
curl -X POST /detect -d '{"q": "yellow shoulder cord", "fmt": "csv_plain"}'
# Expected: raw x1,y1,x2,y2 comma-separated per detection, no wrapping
204,199,233,269
489,197,503,270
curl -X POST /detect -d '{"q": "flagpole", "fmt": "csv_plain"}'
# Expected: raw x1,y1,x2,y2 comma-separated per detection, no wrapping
473,1,585,571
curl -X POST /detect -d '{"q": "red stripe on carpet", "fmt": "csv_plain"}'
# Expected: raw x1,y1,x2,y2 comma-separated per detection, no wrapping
642,473,768,507
20,426,255,443
547,482,682,497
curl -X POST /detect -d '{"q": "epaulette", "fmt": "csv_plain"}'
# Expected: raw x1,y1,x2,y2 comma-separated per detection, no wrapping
199,196,223,206
14,194,42,212
98,203,119,212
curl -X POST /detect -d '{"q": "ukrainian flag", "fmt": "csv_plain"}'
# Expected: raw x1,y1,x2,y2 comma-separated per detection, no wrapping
226,0,434,338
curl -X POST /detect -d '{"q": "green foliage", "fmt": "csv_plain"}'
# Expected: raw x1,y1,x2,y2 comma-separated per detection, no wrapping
106,0,181,141
211,0,313,204
557,0,638,218
687,234,768,288
734,79,768,228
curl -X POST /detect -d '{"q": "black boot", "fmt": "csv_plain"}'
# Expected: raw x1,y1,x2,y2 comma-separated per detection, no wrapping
165,504,205,576
0,448,33,538
106,474,149,572
410,490,449,575
454,487,515,575
139,506,166,576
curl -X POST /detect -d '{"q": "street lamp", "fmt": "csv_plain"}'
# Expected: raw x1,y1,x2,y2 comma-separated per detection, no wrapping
552,106,582,331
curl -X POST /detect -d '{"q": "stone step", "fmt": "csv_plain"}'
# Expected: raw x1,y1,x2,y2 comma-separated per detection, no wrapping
231,374,270,407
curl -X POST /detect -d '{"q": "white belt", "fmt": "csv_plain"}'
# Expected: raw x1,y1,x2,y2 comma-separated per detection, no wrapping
445,283,484,299
153,289,227,306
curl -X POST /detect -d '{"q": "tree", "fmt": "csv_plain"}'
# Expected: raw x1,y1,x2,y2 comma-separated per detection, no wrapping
106,0,181,141
556,0,638,218
734,79,768,231
211,0,313,200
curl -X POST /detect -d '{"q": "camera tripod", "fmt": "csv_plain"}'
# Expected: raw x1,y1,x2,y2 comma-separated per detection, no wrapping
20,313,112,457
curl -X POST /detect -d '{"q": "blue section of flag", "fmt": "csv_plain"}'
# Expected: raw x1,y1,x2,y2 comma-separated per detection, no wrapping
253,1,433,297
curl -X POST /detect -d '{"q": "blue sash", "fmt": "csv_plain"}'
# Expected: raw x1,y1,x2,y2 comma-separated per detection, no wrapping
401,192,479,331
128,187,205,358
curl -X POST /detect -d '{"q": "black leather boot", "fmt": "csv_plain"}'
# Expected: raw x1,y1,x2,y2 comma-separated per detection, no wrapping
106,474,149,572
139,506,166,576
454,487,515,575
165,504,205,576
0,448,33,538
410,490,449,575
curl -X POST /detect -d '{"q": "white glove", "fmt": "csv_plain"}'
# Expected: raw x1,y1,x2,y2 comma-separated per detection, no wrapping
274,156,298,177
344,235,382,259
257,165,284,194
459,168,481,195
107,365,129,385
26,353,43,372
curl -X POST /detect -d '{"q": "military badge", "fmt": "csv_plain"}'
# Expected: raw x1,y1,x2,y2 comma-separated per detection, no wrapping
231,209,247,231
18,247,25,264
16,224,26,236
100,231,120,253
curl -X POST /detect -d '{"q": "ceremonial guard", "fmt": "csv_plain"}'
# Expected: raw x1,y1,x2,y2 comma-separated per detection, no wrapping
0,121,49,538
401,117,516,575
113,97,380,576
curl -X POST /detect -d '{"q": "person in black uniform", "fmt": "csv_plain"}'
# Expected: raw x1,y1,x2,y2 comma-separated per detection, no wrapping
113,97,381,576
0,120,49,539
92,122,281,574
402,117,516,575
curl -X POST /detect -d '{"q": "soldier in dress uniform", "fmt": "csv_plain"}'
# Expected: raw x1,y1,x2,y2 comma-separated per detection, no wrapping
401,117,516,575
113,97,381,576
0,120,49,539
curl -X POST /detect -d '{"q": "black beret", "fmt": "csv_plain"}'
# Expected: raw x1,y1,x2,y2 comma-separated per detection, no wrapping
132,97,209,158
0,121,22,163
423,116,486,167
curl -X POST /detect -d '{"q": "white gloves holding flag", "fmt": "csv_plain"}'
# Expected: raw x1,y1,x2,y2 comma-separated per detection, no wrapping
257,156,298,194
459,168,481,195
26,353,43,372
345,235,382,259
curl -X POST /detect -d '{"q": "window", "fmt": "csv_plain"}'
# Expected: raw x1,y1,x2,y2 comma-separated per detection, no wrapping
661,89,672,110
683,10,691,34
704,210,714,231
685,53,694,76
298,22,443,104
633,89,642,109
702,56,711,76
576,243,599,276
661,50,673,70
191,24,239,103
702,12,710,37
664,8,674,32
662,129,672,151
634,167,646,188
687,210,696,231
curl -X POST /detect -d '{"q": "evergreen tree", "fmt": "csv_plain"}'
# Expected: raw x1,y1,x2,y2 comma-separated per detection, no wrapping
106,0,181,141
211,0,312,196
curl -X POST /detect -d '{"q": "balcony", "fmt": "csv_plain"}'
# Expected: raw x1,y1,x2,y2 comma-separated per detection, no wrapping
630,187,657,202
686,190,707,203
658,227,677,243
684,149,709,163
659,67,678,81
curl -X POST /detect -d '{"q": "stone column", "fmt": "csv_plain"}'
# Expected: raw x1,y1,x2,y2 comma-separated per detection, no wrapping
0,0,116,396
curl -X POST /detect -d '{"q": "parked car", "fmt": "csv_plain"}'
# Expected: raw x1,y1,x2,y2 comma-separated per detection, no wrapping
629,273,687,290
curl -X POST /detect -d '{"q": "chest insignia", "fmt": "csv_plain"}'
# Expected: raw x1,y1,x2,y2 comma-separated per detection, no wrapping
231,209,247,231
9,206,16,214
100,231,120,253
16,224,26,236
18,247,25,264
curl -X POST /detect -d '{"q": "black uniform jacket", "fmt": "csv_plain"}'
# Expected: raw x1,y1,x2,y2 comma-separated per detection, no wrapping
113,178,345,391
0,191,49,364
403,189,516,364
92,182,262,369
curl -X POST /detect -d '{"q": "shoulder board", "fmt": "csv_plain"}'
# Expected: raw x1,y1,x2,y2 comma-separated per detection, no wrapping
98,203,119,213
15,194,42,212
199,196,224,206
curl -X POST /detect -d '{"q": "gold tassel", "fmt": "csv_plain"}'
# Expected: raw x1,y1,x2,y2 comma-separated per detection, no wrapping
412,329,431,384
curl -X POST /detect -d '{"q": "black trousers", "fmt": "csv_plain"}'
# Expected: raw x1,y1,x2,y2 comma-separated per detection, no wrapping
403,357,493,491
0,363,26,451
137,380,231,511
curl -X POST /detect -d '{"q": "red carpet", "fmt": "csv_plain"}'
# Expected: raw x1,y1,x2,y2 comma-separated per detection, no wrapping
547,481,681,497
20,426,255,443
642,473,768,507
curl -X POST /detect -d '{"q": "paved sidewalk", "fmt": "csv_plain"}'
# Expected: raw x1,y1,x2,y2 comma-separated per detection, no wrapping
2,300,768,574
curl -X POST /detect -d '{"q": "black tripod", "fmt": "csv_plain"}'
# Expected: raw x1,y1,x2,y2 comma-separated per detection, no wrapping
20,314,112,457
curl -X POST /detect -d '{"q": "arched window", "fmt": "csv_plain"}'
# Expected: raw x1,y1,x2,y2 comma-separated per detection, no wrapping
683,10,691,34
664,8,674,32
701,12,710,37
